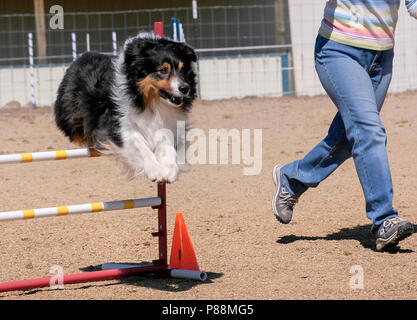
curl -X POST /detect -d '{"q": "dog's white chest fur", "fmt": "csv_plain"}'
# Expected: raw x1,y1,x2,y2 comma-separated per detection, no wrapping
104,35,196,183
111,101,187,182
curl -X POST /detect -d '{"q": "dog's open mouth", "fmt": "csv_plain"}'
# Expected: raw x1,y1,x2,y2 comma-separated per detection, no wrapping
159,90,183,106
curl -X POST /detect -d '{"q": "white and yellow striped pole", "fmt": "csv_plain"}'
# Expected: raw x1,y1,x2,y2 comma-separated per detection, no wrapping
0,197,162,222
0,148,100,164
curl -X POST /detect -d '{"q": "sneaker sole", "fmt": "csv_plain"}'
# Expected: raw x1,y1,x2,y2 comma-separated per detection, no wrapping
271,164,290,224
376,222,414,251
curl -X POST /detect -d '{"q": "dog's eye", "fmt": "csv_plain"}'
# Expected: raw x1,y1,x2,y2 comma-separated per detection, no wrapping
158,67,169,74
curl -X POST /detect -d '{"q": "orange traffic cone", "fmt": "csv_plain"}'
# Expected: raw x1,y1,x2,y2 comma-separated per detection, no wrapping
169,212,200,271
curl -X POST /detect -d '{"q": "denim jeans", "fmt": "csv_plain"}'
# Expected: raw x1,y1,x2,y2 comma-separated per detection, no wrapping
282,35,398,227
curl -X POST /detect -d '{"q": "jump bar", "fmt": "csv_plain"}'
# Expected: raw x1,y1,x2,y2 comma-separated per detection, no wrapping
0,197,162,221
0,148,101,164
102,263,207,281
0,264,167,293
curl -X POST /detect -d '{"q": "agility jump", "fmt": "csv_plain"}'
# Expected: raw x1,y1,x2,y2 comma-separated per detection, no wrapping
0,146,206,293
0,21,205,294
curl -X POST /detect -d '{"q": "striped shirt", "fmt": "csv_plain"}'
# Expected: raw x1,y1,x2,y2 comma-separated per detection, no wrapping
319,0,417,50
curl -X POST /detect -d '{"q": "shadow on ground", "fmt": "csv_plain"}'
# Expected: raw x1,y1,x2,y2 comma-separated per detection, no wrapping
80,262,223,293
276,224,417,254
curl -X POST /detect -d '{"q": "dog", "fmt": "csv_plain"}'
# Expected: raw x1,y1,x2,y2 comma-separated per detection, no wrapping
54,33,198,183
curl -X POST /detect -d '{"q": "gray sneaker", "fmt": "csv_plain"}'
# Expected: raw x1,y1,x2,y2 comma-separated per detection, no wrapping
373,217,414,251
272,164,299,224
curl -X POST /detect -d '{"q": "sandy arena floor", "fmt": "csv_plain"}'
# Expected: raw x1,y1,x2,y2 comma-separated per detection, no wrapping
0,91,416,300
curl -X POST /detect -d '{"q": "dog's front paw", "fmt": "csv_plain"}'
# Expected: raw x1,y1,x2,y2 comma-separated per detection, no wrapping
144,162,166,183
155,144,179,183
144,161,179,183
162,163,179,184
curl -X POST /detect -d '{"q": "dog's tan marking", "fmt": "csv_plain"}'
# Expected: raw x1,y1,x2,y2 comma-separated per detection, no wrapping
71,135,88,147
159,62,172,74
156,78,172,92
138,76,160,106
178,62,184,71
138,71,182,107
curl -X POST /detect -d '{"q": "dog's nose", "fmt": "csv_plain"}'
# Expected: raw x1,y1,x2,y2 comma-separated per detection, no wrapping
179,84,190,95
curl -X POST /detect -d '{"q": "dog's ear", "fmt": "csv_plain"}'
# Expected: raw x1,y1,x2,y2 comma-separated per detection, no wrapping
123,36,160,78
175,43,197,63
124,37,156,60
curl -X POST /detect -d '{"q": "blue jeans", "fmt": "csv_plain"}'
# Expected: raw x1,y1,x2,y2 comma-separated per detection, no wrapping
282,35,397,227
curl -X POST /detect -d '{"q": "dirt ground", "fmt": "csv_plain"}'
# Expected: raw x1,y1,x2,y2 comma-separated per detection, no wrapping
0,91,416,300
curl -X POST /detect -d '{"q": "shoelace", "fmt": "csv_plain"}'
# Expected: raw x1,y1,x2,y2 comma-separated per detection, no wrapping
279,188,298,208
380,217,402,235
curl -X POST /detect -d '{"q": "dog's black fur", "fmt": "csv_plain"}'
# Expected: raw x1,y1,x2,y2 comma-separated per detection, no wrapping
54,34,198,182
54,52,122,147
54,35,197,149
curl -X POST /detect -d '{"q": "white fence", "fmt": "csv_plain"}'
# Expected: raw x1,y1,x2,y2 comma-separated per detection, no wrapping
0,55,286,107
1,1,417,108
199,55,284,100
0,65,67,107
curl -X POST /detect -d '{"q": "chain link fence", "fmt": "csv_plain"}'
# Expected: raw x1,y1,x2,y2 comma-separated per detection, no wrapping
0,3,295,107
0,4,284,64
1,1,416,108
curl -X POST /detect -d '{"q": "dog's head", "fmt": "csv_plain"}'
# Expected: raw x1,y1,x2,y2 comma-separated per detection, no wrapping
122,34,198,112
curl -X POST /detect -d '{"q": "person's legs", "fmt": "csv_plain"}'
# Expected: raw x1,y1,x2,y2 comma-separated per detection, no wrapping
283,39,394,196
281,112,350,197
281,36,397,226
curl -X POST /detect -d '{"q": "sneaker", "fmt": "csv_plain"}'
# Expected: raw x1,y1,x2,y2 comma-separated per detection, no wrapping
272,164,299,224
373,217,414,251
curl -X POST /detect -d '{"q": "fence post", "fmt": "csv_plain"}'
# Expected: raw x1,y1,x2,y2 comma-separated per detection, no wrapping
71,32,77,61
86,33,90,52
28,32,36,108
112,31,117,55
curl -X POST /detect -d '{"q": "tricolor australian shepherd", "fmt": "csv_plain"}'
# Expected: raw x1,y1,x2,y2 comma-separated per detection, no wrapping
54,33,198,183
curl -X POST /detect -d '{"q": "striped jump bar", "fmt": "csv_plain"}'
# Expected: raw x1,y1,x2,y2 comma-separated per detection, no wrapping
0,148,100,165
0,197,162,222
